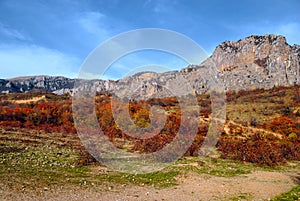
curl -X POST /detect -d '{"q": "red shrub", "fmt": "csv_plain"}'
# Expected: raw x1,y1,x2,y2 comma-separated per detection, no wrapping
217,135,300,166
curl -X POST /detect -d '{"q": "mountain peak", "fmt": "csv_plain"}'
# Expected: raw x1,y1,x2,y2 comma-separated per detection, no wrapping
204,34,297,72
216,34,288,55
200,34,300,91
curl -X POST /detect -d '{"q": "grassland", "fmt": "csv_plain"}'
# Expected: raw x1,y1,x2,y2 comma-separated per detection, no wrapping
0,127,299,200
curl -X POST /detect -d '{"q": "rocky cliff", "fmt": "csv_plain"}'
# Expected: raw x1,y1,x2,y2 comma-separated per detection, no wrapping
204,34,300,90
0,76,75,95
1,34,300,98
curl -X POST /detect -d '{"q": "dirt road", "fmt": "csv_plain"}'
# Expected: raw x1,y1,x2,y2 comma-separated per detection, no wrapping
1,170,298,201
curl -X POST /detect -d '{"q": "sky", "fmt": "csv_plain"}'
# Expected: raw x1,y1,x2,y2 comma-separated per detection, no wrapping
0,0,299,80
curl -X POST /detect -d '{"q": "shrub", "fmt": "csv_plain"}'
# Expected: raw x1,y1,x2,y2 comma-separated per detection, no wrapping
217,135,300,166
270,116,295,136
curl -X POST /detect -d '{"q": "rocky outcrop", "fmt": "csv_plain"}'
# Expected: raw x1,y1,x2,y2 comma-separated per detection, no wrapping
0,76,75,95
1,34,300,98
203,34,300,90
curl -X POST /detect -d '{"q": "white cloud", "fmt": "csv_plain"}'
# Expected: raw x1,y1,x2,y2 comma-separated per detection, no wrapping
77,11,111,43
0,44,80,79
0,23,31,41
143,0,152,7
145,0,174,14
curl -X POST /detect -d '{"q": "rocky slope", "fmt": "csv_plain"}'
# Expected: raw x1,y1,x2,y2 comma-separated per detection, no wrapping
0,76,75,95
1,34,300,98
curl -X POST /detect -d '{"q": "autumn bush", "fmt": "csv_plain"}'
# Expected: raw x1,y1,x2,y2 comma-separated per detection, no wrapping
217,134,300,166
0,99,75,134
0,89,299,167
269,116,296,136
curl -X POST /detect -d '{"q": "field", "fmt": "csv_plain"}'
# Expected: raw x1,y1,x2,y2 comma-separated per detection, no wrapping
0,86,299,200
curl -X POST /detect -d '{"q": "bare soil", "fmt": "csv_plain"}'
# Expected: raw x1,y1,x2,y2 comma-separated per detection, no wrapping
0,170,298,201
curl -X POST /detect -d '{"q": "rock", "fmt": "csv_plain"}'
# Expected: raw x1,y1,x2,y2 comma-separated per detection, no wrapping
202,34,300,91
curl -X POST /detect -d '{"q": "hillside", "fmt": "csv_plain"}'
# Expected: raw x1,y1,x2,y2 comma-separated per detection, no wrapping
0,85,299,165
0,85,299,200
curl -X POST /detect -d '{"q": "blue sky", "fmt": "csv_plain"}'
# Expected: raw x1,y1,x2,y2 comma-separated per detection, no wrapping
0,0,299,80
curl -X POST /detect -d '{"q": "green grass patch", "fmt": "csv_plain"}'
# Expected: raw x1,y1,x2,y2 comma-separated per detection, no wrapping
229,193,252,201
172,157,300,178
0,142,88,188
271,185,300,201
0,141,298,191
172,157,252,177
0,141,179,189
94,170,179,188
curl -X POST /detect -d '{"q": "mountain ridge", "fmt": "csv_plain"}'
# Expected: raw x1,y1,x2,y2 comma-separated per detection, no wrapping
1,34,300,98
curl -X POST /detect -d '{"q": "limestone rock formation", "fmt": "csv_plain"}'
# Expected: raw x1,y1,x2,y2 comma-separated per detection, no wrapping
1,34,300,98
203,34,300,90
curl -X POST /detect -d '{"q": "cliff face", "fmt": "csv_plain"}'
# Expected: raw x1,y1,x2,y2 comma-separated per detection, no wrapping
204,34,300,90
1,34,300,98
0,76,75,95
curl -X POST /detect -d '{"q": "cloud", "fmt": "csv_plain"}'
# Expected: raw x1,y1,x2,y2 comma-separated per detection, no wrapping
143,0,152,7
77,11,111,43
0,44,80,79
143,0,176,14
0,23,31,41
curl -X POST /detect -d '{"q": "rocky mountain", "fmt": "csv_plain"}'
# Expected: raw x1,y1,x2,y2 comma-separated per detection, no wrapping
204,34,300,90
0,76,75,95
1,34,300,98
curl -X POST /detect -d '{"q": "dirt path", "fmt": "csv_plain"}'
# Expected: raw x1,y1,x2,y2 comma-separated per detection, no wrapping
8,95,46,104
223,120,283,139
199,117,282,139
1,170,298,201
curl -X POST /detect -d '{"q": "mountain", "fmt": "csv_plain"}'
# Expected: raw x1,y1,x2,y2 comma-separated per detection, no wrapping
1,34,300,98
0,76,75,95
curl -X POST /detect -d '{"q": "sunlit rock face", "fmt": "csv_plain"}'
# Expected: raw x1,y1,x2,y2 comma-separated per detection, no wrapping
202,34,300,90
